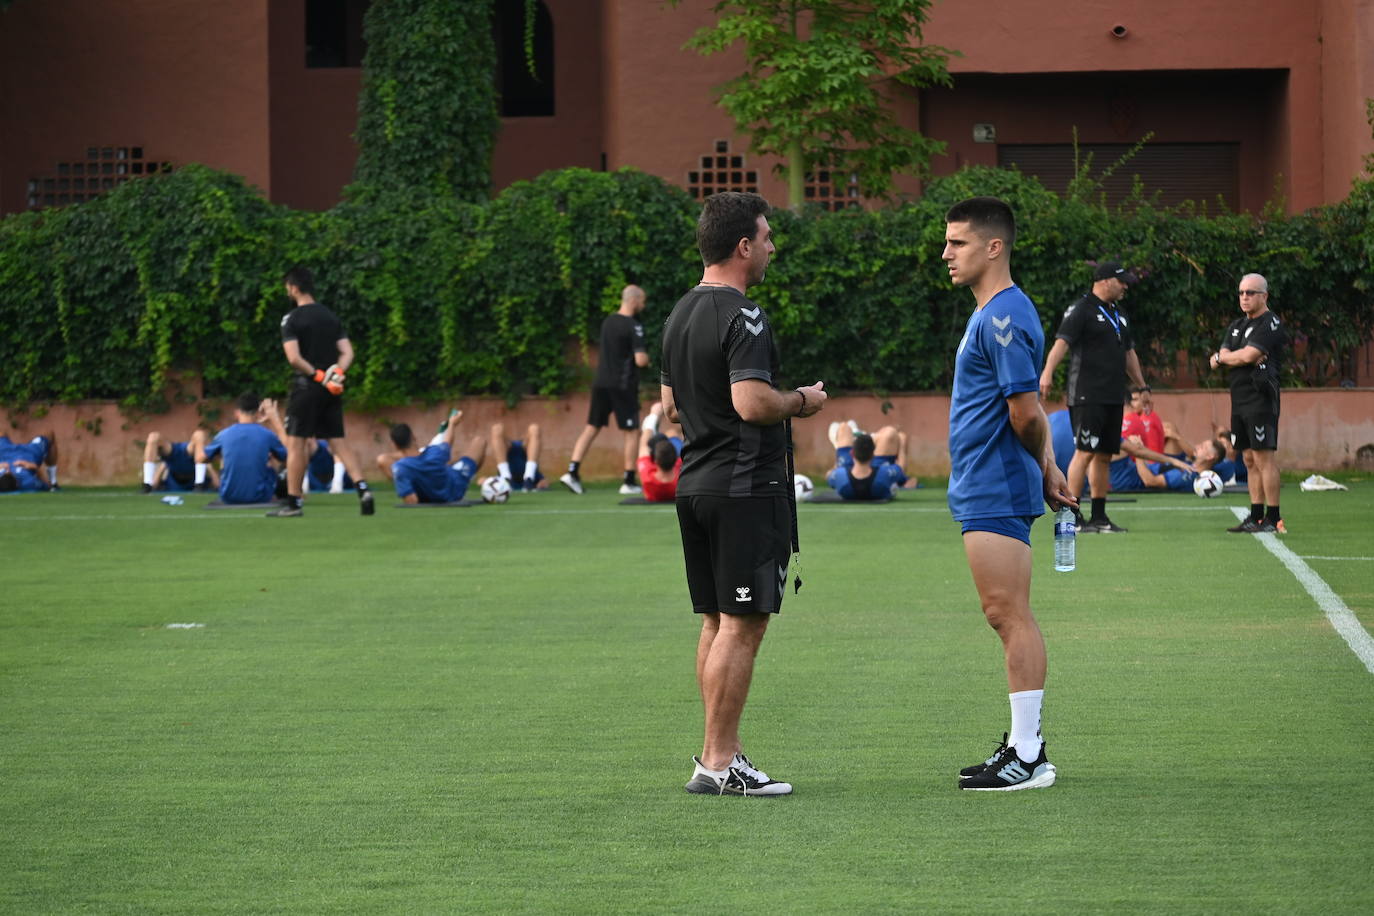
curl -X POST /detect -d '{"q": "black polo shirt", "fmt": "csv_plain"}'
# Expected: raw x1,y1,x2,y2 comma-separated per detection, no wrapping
1055,292,1136,405
1221,309,1286,413
281,302,346,375
660,285,788,499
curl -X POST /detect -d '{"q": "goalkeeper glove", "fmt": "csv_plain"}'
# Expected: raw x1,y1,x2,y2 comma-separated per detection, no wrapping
312,364,345,396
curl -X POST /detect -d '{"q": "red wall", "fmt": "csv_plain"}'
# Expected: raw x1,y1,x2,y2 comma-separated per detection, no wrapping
13,390,1373,487
0,0,272,214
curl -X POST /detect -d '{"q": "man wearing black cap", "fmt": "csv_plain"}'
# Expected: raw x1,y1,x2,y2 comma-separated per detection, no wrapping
1039,262,1148,533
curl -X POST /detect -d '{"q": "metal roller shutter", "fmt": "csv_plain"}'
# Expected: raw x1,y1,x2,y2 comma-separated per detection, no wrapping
998,143,1240,209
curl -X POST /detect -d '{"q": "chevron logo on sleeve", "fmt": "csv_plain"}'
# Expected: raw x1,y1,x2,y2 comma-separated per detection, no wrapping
992,314,1013,348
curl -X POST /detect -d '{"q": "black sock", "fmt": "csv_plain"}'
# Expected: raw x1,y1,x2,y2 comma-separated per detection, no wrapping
1090,497,1106,522
356,480,369,493
569,461,581,476
624,469,636,486
1265,504,1280,523
1250,503,1264,522
289,494,304,510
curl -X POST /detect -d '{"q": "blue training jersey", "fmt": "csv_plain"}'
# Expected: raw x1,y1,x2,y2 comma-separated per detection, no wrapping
392,441,469,503
948,285,1046,521
203,423,286,504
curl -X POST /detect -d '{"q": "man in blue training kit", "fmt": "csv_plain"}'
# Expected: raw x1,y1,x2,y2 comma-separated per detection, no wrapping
378,408,488,505
0,430,59,493
200,394,289,505
942,197,1076,791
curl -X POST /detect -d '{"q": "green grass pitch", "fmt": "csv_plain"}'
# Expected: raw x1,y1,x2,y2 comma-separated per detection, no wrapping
2,481,1371,913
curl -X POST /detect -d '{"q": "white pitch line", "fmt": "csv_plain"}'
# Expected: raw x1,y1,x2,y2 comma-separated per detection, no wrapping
1298,556,1374,562
1229,507,1374,676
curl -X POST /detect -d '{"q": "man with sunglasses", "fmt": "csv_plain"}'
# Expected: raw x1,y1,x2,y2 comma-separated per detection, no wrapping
1209,274,1287,533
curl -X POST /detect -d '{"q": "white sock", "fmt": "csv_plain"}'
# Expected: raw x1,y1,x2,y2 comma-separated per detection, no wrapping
644,412,660,434
143,461,158,486
46,466,57,486
1009,689,1044,760
331,461,346,492
498,461,511,481
523,460,538,482
694,757,729,778
194,463,208,485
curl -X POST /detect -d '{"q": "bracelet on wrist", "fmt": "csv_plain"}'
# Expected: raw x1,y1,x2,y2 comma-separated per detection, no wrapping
794,388,807,417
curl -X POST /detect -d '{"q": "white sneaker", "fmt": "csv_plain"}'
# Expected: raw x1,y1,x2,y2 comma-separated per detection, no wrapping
684,755,792,796
619,483,642,495
559,472,584,495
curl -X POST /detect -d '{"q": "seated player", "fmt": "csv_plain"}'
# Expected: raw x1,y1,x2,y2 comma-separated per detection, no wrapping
0,429,59,492
199,394,289,505
490,421,547,492
377,408,487,504
1212,425,1248,484
1107,435,1213,493
305,439,352,493
637,402,682,502
140,429,217,493
1122,387,1166,454
826,421,916,501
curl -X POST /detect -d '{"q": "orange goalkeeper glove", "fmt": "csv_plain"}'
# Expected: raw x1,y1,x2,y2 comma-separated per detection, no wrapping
312,364,345,396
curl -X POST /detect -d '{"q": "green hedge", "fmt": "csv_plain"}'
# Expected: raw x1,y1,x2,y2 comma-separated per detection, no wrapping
1,163,1371,408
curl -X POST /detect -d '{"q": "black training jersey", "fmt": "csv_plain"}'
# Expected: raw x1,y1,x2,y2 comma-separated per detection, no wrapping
1055,292,1137,405
281,303,346,375
593,313,647,390
660,285,787,499
1221,309,1286,413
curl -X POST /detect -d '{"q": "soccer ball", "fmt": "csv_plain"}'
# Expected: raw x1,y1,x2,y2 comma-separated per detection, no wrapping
1192,469,1224,498
794,473,814,502
480,476,511,504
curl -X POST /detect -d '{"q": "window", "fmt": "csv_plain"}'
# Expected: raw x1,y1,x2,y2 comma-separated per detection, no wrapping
27,147,172,210
686,140,758,199
306,0,369,68
803,161,862,212
998,143,1240,209
494,0,554,117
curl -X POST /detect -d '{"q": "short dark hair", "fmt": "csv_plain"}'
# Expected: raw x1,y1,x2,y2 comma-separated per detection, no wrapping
390,423,414,450
697,192,770,266
0,471,17,493
852,433,876,463
650,435,677,472
945,196,1016,248
283,266,315,295
236,392,261,414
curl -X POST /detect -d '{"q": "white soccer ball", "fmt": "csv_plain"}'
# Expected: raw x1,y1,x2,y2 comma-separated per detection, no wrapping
480,476,511,504
1192,469,1224,499
794,473,814,502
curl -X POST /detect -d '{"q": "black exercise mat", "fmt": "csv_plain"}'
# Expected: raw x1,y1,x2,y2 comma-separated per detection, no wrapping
395,499,479,508
805,490,891,504
203,500,282,509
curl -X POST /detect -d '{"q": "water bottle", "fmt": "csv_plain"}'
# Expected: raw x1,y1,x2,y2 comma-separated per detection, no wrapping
1053,506,1076,572
161,495,183,506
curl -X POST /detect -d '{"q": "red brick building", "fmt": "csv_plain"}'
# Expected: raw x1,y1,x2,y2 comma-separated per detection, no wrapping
3,0,1371,217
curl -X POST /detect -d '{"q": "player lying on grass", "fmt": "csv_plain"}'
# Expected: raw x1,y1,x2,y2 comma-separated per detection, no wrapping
140,429,218,494
825,420,917,500
0,429,58,493
490,421,547,492
376,409,487,505
636,402,682,502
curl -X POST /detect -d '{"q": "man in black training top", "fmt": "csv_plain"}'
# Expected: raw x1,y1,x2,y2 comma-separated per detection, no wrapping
561,284,649,495
1210,272,1287,533
269,267,373,517
1039,262,1148,533
661,191,827,797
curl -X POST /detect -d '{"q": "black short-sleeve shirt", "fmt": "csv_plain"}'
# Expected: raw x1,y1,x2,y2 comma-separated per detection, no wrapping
593,313,647,390
1054,292,1136,405
281,303,346,376
660,285,787,499
1221,309,1286,413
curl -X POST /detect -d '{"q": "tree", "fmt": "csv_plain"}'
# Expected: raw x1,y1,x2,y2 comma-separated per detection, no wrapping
673,0,955,208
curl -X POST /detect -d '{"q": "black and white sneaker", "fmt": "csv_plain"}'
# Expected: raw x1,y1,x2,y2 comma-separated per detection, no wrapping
958,742,1056,791
1227,518,1262,533
359,489,375,515
684,755,792,797
559,472,584,495
731,752,793,795
958,732,1009,780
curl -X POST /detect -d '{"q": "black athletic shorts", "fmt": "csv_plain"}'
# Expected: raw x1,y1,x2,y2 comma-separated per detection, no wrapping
587,386,639,430
675,494,790,615
1230,411,1279,452
285,376,345,439
1069,402,1123,455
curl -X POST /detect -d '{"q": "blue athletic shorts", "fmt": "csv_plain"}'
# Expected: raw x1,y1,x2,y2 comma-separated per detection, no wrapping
960,515,1036,546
